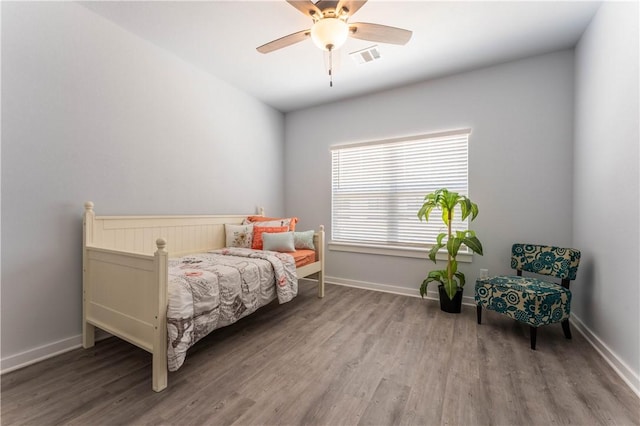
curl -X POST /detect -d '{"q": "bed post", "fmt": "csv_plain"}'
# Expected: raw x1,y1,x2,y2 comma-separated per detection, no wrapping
318,225,325,298
82,202,96,348
152,238,169,392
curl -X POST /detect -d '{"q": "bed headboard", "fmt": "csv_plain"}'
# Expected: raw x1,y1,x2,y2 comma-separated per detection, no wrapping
83,202,264,257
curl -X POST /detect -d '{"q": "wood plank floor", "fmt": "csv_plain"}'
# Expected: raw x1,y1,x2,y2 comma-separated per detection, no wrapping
2,282,639,425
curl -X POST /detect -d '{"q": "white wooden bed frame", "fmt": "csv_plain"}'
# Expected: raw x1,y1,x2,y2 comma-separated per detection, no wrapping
82,202,324,392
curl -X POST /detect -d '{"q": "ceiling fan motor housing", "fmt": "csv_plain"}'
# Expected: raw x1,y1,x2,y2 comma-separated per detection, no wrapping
311,17,349,51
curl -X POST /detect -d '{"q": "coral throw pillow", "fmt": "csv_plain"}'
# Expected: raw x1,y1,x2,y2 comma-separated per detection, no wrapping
246,216,298,231
252,226,289,250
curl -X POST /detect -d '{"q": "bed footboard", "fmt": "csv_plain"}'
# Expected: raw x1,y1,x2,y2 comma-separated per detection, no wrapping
83,202,169,391
83,243,168,391
298,225,325,298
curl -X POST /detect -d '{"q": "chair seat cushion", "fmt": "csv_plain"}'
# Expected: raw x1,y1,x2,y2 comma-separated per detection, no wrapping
475,276,571,327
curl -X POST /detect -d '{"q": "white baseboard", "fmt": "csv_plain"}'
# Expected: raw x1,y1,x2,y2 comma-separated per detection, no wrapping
325,275,477,305
570,313,640,398
0,335,82,374
0,330,111,375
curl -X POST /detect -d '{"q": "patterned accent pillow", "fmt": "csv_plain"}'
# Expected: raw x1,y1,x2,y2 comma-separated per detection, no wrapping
252,226,289,250
245,216,299,231
225,224,254,248
263,232,295,252
293,230,315,250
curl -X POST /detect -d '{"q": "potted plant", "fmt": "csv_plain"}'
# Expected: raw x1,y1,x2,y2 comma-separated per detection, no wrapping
417,188,483,313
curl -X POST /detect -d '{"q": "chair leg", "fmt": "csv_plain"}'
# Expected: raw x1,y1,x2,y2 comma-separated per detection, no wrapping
530,326,537,350
561,319,572,339
476,305,482,324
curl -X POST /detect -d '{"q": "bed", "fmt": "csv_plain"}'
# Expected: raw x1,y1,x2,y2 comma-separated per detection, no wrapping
81,202,324,392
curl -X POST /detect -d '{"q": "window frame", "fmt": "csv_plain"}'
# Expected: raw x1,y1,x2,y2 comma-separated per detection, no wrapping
329,128,473,262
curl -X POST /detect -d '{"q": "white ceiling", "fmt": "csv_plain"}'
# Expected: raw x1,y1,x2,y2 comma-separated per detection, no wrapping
80,1,601,113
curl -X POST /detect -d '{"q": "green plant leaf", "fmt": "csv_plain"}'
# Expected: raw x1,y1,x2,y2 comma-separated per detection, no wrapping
421,269,448,297
447,237,462,258
463,236,484,255
445,190,458,210
455,271,466,288
441,207,450,226
460,198,472,221
428,244,443,263
470,202,479,221
428,269,446,280
444,277,457,300
417,203,435,222
420,278,430,298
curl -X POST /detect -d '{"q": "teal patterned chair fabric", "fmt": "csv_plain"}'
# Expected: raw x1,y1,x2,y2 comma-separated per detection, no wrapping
475,244,581,350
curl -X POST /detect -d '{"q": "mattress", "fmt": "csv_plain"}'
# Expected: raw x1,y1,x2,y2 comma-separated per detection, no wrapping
291,249,316,268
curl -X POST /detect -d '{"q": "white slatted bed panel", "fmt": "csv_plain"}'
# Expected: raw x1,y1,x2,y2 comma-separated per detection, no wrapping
82,202,324,392
91,213,249,256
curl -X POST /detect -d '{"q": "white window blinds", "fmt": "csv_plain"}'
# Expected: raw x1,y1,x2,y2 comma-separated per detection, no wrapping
330,129,470,248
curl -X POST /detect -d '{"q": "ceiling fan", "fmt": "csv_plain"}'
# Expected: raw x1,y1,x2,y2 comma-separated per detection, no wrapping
257,0,413,86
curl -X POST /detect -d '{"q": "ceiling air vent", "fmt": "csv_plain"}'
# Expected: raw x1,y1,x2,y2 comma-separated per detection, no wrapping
349,45,381,65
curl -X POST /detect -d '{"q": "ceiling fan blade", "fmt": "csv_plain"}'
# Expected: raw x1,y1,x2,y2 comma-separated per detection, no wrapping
286,0,322,18
336,0,367,17
315,0,339,11
257,29,311,54
349,22,412,45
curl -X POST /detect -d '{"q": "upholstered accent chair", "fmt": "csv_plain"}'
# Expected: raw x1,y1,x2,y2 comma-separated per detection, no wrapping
475,244,581,350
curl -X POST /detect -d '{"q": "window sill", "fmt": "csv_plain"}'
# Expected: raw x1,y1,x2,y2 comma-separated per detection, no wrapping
328,241,474,262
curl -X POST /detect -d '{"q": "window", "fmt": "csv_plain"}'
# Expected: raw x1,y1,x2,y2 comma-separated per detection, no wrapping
330,129,471,259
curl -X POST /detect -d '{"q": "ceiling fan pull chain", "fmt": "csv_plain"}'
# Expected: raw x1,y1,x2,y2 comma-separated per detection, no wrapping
328,45,334,87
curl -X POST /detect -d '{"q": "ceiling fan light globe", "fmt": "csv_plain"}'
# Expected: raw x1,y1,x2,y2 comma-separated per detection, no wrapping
311,18,349,51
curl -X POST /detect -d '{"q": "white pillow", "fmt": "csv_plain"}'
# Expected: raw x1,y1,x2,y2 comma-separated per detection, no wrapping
262,231,295,252
225,224,253,248
293,230,315,250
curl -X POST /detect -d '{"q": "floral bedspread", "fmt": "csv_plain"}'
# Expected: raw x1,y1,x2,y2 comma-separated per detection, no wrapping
167,248,297,371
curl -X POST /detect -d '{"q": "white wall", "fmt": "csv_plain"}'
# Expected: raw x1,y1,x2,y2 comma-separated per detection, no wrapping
573,2,639,392
285,51,575,297
1,3,284,367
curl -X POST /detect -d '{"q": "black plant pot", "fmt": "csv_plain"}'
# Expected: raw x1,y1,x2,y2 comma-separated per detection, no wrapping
438,285,463,313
